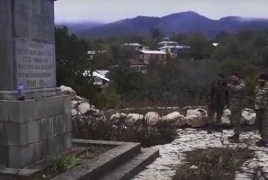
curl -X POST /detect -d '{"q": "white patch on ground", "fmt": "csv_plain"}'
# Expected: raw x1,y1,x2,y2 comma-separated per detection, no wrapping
132,129,268,180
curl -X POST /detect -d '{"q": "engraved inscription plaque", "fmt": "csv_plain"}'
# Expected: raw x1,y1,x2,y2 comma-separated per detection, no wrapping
15,39,55,89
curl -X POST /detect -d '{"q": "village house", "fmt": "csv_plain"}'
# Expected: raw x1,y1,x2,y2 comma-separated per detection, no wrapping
158,37,190,58
87,50,107,60
128,59,147,73
135,50,167,63
83,70,110,87
158,45,190,58
158,37,178,47
121,43,149,51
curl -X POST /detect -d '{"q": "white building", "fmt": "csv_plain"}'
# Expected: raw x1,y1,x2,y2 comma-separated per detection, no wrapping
121,43,149,51
158,37,178,47
87,50,107,60
83,70,109,86
135,50,167,63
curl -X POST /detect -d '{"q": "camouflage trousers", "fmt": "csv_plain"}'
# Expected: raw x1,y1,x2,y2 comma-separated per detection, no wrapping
207,107,224,124
230,108,242,135
255,109,268,141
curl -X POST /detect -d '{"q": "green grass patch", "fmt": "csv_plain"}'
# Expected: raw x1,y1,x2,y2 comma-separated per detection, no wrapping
173,147,255,180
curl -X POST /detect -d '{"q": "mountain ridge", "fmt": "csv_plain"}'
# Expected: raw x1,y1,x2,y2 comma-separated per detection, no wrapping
59,11,268,38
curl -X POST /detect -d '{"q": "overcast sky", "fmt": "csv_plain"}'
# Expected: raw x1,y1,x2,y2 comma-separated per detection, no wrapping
55,0,268,23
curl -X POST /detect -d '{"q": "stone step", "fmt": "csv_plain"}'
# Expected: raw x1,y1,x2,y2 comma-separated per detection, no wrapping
98,149,159,180
51,142,142,180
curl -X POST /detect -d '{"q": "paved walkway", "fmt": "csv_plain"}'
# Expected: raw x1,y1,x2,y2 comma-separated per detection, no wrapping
132,129,268,180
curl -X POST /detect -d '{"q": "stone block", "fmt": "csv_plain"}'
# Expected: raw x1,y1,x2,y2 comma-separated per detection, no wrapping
8,100,36,123
27,121,40,143
35,96,64,119
8,142,40,168
0,101,8,121
63,95,71,114
52,114,67,136
64,132,72,150
48,134,65,155
39,139,49,159
0,123,6,144
65,113,72,132
39,117,53,140
0,88,61,100
0,145,8,167
4,123,28,145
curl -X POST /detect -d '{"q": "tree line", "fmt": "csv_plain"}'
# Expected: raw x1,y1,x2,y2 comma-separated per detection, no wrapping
55,27,268,109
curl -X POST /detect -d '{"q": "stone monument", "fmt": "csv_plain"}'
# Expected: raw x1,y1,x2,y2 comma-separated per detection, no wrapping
0,0,72,168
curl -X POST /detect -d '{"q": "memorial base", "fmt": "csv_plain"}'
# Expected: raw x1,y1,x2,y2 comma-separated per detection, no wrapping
0,94,72,168
0,87,61,100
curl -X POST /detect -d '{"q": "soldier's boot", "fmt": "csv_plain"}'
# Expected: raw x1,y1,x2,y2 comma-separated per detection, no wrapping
207,124,212,134
228,134,239,143
213,124,223,133
255,139,267,147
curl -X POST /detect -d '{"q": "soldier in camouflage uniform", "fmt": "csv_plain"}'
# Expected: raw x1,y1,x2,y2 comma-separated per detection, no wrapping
227,73,246,143
207,73,229,134
254,74,268,147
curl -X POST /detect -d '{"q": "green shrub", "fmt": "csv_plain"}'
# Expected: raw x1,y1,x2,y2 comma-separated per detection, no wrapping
52,154,77,171
72,116,177,147
98,82,123,110
173,147,254,180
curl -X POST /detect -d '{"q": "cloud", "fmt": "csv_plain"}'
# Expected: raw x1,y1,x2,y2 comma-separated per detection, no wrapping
54,0,268,23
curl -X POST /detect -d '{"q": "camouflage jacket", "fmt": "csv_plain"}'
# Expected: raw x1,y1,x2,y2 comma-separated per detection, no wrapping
254,83,268,109
228,80,246,110
207,81,229,108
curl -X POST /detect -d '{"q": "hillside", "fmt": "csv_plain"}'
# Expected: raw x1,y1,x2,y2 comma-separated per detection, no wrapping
56,22,104,34
63,11,268,39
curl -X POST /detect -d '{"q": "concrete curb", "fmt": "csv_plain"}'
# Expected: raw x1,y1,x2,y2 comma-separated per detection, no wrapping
51,139,141,180
99,148,160,180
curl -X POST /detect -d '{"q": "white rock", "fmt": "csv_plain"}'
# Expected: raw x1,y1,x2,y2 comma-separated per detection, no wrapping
221,116,231,125
74,96,84,101
126,113,144,125
242,108,256,125
223,109,231,117
71,100,78,108
145,112,160,126
110,113,127,124
161,111,186,127
96,116,107,121
189,165,198,169
60,85,76,97
77,102,91,115
71,109,79,116
186,108,207,127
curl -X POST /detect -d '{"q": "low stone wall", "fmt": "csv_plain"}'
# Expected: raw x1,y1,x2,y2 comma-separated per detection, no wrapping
60,85,256,129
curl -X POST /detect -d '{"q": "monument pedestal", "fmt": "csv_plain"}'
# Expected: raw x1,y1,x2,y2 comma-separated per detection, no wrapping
0,0,72,168
0,87,61,100
0,95,72,168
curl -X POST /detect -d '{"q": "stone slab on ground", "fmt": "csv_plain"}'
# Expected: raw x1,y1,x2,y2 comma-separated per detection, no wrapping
0,139,159,180
52,140,142,180
132,129,268,180
99,149,159,180
0,140,116,177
